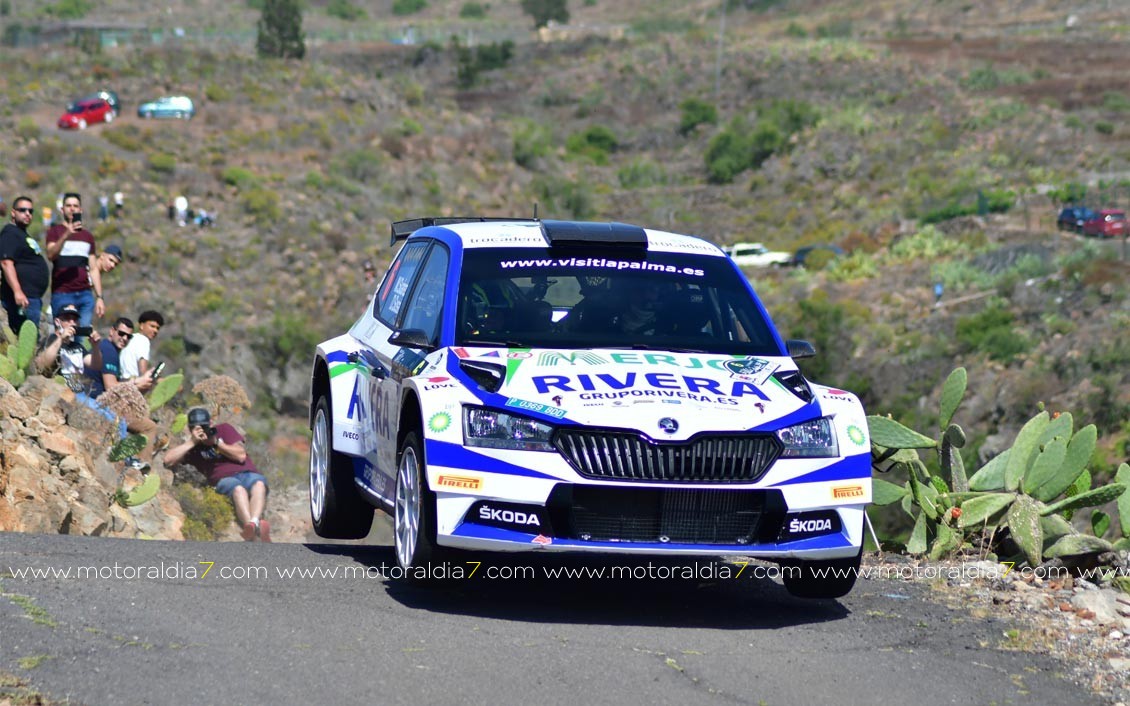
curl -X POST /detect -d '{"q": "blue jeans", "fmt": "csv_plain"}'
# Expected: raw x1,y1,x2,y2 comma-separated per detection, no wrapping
2,295,43,342
50,289,95,329
215,472,269,497
75,392,128,440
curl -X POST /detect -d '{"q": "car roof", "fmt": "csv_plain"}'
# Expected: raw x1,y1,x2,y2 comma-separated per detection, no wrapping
1098,209,1125,216
394,218,727,257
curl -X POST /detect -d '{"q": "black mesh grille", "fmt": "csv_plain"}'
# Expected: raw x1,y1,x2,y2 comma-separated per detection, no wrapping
549,485,778,545
553,430,782,483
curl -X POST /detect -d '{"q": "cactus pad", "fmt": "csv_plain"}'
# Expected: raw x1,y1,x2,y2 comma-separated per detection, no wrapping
939,367,967,430
867,415,936,450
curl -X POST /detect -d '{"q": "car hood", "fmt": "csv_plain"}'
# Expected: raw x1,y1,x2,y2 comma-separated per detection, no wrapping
444,347,816,440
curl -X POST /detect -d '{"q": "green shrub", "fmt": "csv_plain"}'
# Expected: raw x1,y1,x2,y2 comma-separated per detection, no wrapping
147,153,177,174
1095,121,1114,135
521,0,568,29
703,100,818,183
455,39,514,88
204,82,232,102
392,0,427,15
1102,92,1130,112
257,0,306,59
617,158,666,189
565,125,618,165
330,147,383,183
512,119,552,169
326,0,366,20
221,166,261,190
241,186,281,224
533,176,594,219
15,117,39,141
785,21,807,38
678,98,717,136
44,0,91,19
459,2,487,18
175,483,235,541
955,304,1029,362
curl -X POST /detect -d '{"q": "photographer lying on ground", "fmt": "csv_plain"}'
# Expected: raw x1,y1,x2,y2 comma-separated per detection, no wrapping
163,408,271,542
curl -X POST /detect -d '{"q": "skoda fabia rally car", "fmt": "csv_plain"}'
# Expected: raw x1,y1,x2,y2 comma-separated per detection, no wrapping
308,218,871,598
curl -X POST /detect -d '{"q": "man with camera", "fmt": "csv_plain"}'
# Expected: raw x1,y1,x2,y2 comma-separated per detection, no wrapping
34,303,102,393
164,408,271,542
45,193,107,332
0,195,49,339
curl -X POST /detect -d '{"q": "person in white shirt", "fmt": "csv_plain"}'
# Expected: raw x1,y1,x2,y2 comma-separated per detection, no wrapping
120,310,164,379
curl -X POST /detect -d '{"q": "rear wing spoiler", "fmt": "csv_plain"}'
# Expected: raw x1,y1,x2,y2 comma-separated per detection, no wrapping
389,217,535,246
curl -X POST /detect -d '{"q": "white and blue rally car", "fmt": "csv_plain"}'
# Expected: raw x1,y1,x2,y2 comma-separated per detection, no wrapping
308,218,871,598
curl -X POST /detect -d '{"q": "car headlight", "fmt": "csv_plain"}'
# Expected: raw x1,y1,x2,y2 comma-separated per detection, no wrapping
463,406,556,452
776,417,838,458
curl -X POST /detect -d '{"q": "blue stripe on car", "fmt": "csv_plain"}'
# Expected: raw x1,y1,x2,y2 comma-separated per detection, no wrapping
424,439,559,480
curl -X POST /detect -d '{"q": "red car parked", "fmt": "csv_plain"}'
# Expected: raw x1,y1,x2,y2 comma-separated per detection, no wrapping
57,98,115,130
1081,209,1127,238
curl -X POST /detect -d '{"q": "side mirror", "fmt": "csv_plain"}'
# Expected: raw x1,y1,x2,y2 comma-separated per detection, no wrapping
388,328,435,351
786,339,816,360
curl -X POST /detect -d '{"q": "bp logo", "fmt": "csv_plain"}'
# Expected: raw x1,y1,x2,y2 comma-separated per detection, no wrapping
428,411,452,433
846,424,866,446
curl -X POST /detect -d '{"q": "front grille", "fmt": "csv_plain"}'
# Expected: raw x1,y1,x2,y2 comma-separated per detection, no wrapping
547,485,784,545
553,429,782,483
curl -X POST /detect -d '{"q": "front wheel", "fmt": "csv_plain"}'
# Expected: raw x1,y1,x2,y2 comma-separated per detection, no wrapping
394,430,444,572
309,395,373,539
780,547,862,599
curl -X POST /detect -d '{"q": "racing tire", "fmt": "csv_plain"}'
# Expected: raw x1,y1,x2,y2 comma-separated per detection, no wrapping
309,395,373,539
780,546,862,599
394,430,446,574
77,119,87,130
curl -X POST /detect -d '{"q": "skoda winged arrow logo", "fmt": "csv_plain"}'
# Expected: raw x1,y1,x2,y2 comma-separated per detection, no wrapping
658,417,679,435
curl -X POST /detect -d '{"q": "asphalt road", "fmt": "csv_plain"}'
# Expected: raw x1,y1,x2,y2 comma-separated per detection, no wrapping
0,533,1102,706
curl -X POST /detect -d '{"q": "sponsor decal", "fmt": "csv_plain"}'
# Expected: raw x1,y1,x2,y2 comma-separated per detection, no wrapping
551,395,563,406
505,397,568,419
428,412,452,433
536,351,609,366
437,474,482,490
723,357,770,376
393,348,428,374
507,351,533,359
832,485,865,499
531,534,553,546
453,348,471,359
658,417,679,434
846,424,866,446
482,350,501,358
779,510,842,541
341,429,360,441
466,501,547,533
427,376,450,383
532,372,767,403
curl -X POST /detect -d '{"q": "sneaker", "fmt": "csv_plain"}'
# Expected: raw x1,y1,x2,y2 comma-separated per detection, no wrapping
124,457,151,473
256,519,271,543
241,522,256,541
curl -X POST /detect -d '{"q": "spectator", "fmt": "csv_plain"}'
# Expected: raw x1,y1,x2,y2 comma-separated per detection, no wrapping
92,243,123,282
174,195,188,227
363,259,377,284
120,310,164,379
164,408,271,542
0,196,49,339
45,193,107,334
113,191,124,218
84,317,158,468
98,195,110,221
40,206,53,230
34,304,129,453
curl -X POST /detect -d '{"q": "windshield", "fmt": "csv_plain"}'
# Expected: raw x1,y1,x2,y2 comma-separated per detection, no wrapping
455,247,782,355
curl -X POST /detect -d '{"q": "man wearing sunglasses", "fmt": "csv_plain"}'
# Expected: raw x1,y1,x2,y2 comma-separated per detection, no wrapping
0,196,50,339
84,317,159,469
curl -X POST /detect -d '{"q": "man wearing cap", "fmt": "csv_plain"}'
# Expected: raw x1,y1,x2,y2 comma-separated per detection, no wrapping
164,408,271,542
34,303,104,393
45,193,106,331
93,244,123,283
0,196,49,339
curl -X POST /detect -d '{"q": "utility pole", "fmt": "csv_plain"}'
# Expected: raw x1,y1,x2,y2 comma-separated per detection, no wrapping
714,1,727,103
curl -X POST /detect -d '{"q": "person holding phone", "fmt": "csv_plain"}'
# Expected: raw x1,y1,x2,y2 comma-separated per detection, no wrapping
34,303,103,393
0,196,49,339
45,192,106,334
119,310,165,380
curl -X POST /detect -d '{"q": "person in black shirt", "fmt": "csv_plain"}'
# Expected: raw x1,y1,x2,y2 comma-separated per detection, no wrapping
0,196,49,339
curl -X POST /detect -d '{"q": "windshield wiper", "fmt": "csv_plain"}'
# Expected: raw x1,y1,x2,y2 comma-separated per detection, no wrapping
629,344,711,353
460,340,526,348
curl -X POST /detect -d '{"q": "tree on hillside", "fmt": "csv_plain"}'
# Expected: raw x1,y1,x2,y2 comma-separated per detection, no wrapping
521,0,569,29
257,0,305,60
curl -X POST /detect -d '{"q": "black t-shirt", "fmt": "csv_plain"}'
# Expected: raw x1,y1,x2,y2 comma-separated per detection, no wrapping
0,223,49,300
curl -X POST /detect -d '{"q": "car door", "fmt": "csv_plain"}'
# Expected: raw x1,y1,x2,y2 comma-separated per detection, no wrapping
377,243,450,477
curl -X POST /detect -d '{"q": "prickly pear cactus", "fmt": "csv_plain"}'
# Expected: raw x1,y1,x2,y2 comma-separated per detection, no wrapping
170,412,188,435
14,320,36,369
115,474,161,507
148,373,184,412
867,415,937,449
108,433,149,463
1042,483,1126,516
